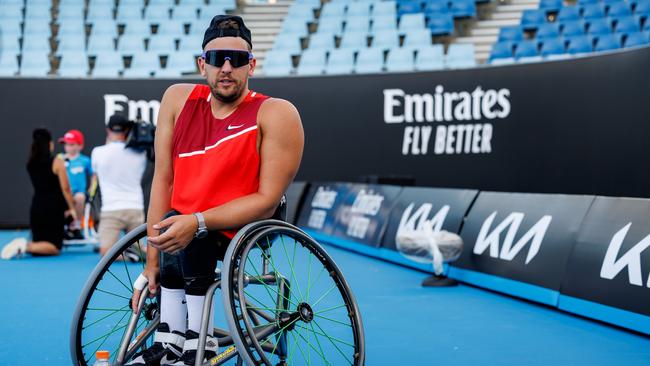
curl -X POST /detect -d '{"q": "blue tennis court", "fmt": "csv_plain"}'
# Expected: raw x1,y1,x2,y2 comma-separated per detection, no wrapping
1,230,648,365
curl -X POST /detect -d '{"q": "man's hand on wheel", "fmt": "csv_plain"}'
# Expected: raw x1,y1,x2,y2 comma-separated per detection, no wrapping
131,265,160,313
148,214,198,255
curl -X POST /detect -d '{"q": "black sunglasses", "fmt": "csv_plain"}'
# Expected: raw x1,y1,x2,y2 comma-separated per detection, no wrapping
201,49,253,68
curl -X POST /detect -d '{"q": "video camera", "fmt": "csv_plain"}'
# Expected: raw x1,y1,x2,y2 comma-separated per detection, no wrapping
124,111,156,161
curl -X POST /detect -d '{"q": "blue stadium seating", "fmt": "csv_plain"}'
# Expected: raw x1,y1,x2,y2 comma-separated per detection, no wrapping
372,1,397,18
566,35,594,53
87,34,116,54
403,29,431,47
594,33,622,50
346,16,371,32
427,13,454,35
385,47,415,72
372,15,398,31
340,31,368,49
58,20,85,36
539,0,563,12
489,41,515,62
309,32,336,50
561,20,587,36
287,4,315,19
540,37,567,57
262,50,293,76
587,18,613,35
607,1,633,17
117,35,146,55
178,34,201,51
498,26,524,42
320,2,347,19
347,2,371,17
25,6,51,20
425,0,450,14
148,35,176,55
414,45,444,70
173,5,199,21
623,31,649,46
557,6,581,22
521,9,547,30
23,21,51,36
446,43,476,68
58,6,84,20
325,48,355,74
451,0,476,18
614,15,642,33
371,29,400,49
355,47,384,73
122,21,151,36
20,50,50,77
116,5,144,23
536,23,561,39
272,34,303,55
296,49,327,75
123,52,159,77
280,20,310,38
398,0,423,16
318,19,344,34
514,40,540,58
86,4,114,23
634,0,650,18
156,51,197,77
22,35,50,51
58,35,85,53
582,4,607,20
577,0,600,6
157,20,185,36
58,51,89,77
0,52,19,76
145,5,171,24
399,13,427,34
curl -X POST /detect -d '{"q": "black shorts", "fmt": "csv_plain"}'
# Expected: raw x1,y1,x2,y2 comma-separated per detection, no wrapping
30,205,65,250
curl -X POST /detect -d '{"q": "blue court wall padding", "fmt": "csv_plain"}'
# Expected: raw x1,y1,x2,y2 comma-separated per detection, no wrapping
450,192,595,306
559,196,650,334
329,184,403,248
296,182,352,236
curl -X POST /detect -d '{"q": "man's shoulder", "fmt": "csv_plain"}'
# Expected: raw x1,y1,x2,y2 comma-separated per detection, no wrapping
164,83,201,104
259,98,300,126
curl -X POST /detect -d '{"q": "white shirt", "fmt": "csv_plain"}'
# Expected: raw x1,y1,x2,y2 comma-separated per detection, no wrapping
91,141,147,212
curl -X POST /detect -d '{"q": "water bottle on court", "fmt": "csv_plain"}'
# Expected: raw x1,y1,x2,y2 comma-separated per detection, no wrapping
93,350,111,366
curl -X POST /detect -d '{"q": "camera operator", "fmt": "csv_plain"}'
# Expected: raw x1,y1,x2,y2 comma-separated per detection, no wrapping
91,114,147,256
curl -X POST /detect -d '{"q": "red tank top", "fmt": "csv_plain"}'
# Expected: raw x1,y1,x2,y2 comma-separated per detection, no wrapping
171,84,269,238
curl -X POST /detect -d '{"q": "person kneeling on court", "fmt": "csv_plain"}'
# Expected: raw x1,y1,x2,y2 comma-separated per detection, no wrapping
127,15,304,366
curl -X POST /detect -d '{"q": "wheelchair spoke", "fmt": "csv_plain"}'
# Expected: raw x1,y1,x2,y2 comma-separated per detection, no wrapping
314,303,347,315
105,268,133,294
311,283,339,308
245,255,286,306
290,330,310,366
279,235,305,303
306,254,313,302
84,309,129,353
308,321,331,366
313,313,352,327
94,287,132,301
312,319,354,364
306,266,326,304
295,323,355,348
252,241,300,307
121,255,134,292
294,327,331,366
82,305,130,329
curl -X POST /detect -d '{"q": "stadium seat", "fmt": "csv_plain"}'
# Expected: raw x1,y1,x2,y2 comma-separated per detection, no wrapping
122,52,159,77
262,50,294,76
117,35,146,55
355,47,384,73
414,45,443,70
19,51,51,76
57,20,85,36
210,0,235,11
57,34,85,53
348,2,371,17
119,0,144,5
148,35,176,54
398,1,423,16
498,26,524,42
157,50,197,77
489,41,514,62
339,31,369,49
607,1,633,17
371,15,398,31
324,48,355,74
123,20,151,36
372,1,397,18
587,18,613,35
308,32,336,50
317,19,344,34
58,51,89,77
90,19,117,38
540,37,567,57
23,21,51,36
92,53,122,77
582,4,607,20
0,4,22,20
345,15,371,32
566,35,594,53
293,0,320,9
21,35,50,51
0,19,22,35
451,0,476,18
428,13,454,35
145,4,171,24
149,0,174,6
623,31,649,46
157,20,185,36
272,34,303,55
385,47,415,72
557,6,581,22
172,5,199,21
577,0,600,6
371,29,400,49
0,34,21,53
116,6,144,23
635,1,650,18
403,29,431,47
87,0,115,5
320,2,347,19
296,49,327,75
280,20,310,38
521,9,547,30
514,39,540,59
445,43,476,68
178,34,202,51
539,0,564,12
0,52,19,76
424,0,450,15
24,6,51,20
536,23,561,39
594,33,622,50
58,6,84,20
614,15,641,34
87,34,116,54
561,20,587,36
86,5,115,22
287,4,315,19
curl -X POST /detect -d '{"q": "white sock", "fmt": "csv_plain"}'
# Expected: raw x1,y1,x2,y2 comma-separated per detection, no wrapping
160,287,187,334
186,294,214,334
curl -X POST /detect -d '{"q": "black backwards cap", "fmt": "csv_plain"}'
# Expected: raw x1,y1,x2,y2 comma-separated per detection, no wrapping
202,15,253,50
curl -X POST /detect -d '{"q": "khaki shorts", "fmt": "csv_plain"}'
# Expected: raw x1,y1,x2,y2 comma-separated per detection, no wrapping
99,209,145,249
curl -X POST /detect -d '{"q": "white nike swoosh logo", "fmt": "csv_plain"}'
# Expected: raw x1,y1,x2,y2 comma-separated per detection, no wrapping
227,124,245,130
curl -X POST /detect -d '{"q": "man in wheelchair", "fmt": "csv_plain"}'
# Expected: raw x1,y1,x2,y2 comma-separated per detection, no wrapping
127,15,304,366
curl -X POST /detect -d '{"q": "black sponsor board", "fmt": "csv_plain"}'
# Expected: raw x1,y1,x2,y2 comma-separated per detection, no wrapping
295,182,351,236
561,196,650,316
284,181,308,224
381,187,478,251
330,184,403,248
454,192,594,291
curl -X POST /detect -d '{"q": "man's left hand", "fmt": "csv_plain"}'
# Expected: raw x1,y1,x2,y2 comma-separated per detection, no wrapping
148,214,198,254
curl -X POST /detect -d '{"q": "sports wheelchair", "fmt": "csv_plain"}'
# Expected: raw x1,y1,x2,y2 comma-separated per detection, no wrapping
70,219,365,366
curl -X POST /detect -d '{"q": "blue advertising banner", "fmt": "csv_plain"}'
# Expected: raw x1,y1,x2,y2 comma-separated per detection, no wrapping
295,182,351,236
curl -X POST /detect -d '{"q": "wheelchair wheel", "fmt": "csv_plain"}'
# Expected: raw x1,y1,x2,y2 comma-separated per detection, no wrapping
70,224,157,366
222,220,365,366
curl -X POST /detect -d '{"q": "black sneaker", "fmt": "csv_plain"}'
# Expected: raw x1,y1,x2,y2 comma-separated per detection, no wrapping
170,330,218,366
126,323,185,365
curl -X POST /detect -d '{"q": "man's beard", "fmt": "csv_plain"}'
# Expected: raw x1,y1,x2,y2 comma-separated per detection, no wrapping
210,81,244,103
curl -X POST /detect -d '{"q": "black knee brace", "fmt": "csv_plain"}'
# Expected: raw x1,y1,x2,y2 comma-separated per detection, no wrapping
183,274,216,296
160,252,184,290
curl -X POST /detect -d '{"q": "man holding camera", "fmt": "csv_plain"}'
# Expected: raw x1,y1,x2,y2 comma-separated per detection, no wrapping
91,114,147,256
